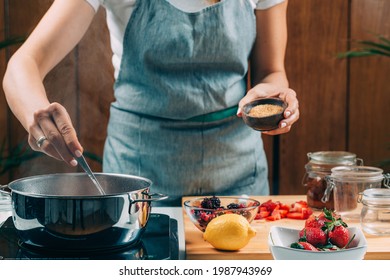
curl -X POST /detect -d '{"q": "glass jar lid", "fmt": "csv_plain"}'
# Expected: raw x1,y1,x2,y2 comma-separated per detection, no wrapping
307,151,357,165
305,151,361,173
361,188,390,206
330,166,384,182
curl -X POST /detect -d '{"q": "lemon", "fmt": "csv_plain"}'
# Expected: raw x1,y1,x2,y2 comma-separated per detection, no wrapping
203,214,256,251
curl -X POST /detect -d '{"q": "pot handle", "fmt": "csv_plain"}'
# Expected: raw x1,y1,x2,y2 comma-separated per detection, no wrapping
0,185,11,197
132,192,169,203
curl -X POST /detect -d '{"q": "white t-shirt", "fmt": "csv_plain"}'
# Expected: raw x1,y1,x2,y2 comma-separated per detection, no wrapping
84,0,285,78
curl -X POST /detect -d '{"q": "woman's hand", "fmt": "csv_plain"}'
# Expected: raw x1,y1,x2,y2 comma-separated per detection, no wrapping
2,0,96,166
237,83,299,135
28,102,83,166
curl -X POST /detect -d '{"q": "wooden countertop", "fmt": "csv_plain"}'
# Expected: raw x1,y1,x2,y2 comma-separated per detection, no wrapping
182,195,390,260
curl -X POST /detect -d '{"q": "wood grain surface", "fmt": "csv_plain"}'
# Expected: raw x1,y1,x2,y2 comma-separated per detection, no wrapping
183,195,390,260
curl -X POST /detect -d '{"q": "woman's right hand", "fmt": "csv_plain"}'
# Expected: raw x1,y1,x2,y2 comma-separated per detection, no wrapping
2,0,96,166
28,102,83,166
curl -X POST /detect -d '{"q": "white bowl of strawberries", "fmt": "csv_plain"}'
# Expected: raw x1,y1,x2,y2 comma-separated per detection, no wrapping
268,209,367,260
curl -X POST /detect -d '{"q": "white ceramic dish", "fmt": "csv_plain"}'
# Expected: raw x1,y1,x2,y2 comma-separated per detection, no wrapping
268,226,367,260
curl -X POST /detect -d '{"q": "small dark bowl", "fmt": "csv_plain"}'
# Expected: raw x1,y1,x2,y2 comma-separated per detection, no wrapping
242,98,287,131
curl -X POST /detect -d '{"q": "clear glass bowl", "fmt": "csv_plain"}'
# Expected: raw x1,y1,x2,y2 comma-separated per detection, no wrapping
183,196,260,232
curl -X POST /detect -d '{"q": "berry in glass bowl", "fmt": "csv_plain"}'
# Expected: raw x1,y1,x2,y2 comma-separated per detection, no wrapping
183,196,261,232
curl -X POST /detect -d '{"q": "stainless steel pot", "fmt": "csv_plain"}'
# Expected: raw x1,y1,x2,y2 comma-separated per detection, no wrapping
0,173,167,251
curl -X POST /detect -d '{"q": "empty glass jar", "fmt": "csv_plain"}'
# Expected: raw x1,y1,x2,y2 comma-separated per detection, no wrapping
360,188,390,236
302,151,362,210
322,166,389,221
0,188,12,227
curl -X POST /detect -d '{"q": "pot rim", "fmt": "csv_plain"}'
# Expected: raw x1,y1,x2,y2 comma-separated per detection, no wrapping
5,172,153,199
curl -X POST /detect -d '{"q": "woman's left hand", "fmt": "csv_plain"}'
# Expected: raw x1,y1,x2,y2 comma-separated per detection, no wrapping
237,83,299,135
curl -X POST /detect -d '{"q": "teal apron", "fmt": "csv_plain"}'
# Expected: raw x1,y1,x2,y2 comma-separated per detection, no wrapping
103,0,269,205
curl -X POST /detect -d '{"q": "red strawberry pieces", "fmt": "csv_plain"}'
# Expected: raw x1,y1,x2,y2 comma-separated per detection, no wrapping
255,199,313,221
290,241,319,251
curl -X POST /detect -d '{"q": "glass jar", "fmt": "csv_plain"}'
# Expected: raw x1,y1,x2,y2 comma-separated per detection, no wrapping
360,188,390,236
302,151,362,210
322,166,389,221
0,187,12,227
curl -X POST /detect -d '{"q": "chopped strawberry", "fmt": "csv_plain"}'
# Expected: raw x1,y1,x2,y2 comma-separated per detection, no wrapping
266,209,282,221
256,199,313,221
290,200,308,212
255,211,270,219
199,212,214,222
301,207,313,219
279,203,291,211
260,199,279,212
265,215,280,221
286,212,305,219
259,206,268,212
278,209,289,218
291,241,319,251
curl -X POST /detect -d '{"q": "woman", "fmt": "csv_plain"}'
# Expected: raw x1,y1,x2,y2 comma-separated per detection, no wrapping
3,0,299,205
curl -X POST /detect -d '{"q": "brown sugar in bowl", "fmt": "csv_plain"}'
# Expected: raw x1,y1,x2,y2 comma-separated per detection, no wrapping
242,98,287,131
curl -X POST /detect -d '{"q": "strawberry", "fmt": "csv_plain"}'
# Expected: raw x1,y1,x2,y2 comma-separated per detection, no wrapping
256,199,313,221
291,241,319,251
328,225,350,248
286,212,306,219
279,203,291,212
290,200,308,212
255,211,270,219
278,209,289,218
286,209,312,220
260,200,279,212
199,211,213,222
266,209,282,221
259,206,268,212
299,227,327,246
301,207,313,218
305,213,331,228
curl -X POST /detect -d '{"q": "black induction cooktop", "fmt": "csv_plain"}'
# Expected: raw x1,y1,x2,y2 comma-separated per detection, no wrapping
0,213,178,260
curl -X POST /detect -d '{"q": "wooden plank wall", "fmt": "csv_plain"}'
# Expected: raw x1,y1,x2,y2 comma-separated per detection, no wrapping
1,0,389,196
349,0,390,170
278,0,350,194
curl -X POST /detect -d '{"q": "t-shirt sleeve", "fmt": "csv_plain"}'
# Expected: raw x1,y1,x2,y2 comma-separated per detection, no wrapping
84,0,101,12
256,0,285,10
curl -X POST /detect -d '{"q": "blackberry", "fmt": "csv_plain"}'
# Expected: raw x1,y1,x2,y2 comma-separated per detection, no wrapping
200,198,212,209
210,196,221,208
201,195,221,209
227,203,240,209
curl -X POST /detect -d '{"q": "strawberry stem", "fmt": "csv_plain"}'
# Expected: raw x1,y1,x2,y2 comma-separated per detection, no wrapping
342,233,356,249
